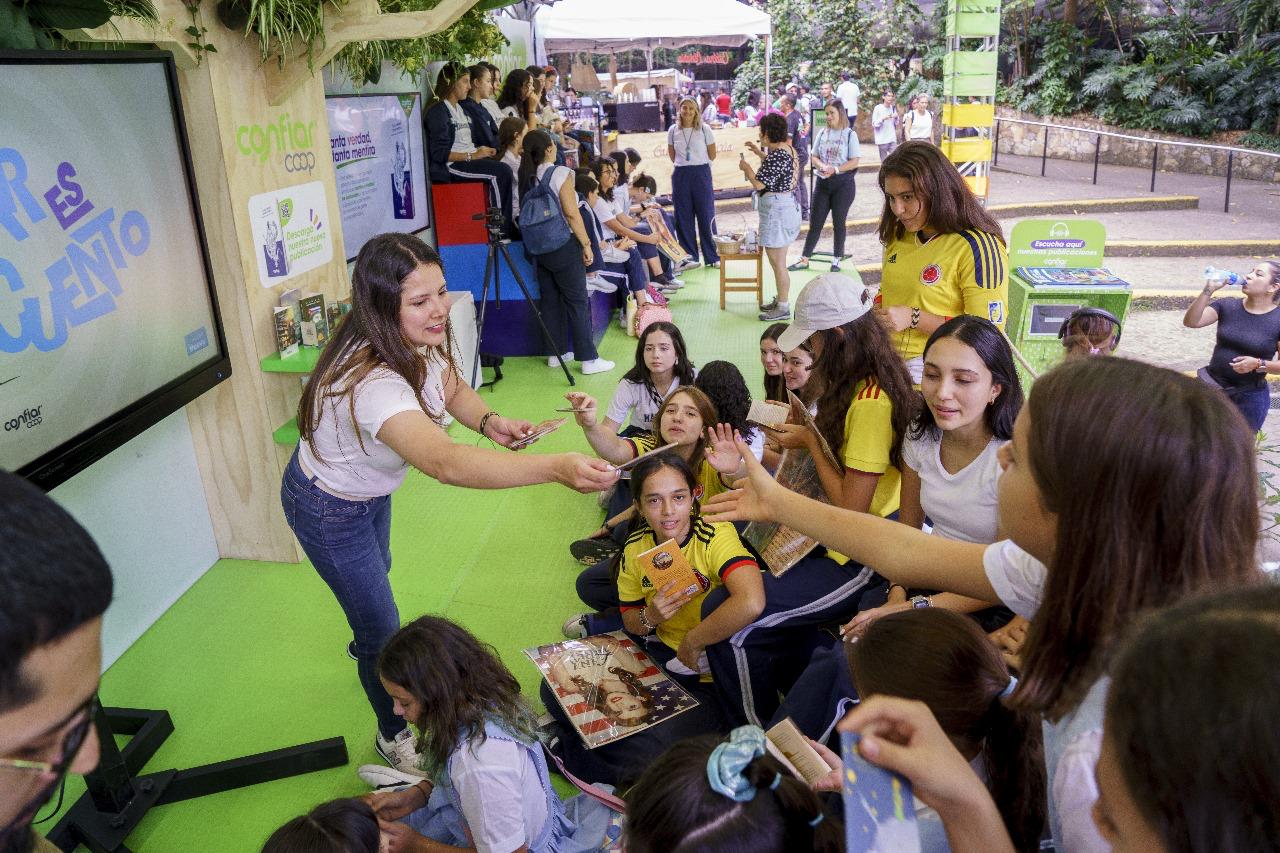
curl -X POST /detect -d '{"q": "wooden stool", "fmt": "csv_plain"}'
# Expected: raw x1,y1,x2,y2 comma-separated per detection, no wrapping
719,247,764,310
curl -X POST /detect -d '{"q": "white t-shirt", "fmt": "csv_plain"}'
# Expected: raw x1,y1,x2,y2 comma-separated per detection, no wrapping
502,150,521,214
449,736,548,853
871,103,899,145
299,354,451,500
835,80,860,115
901,434,1003,544
981,539,1047,619
535,162,571,196
606,377,683,432
591,193,626,239
481,98,504,126
907,108,933,140
446,100,475,153
813,126,860,169
667,124,715,167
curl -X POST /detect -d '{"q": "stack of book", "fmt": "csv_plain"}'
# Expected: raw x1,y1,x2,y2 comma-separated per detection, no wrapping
273,289,352,358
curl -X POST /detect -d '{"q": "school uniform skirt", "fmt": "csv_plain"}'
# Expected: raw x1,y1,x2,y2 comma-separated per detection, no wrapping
758,191,801,248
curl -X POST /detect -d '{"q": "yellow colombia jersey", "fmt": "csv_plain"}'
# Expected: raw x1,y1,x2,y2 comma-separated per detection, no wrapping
826,377,901,565
617,518,758,654
626,432,728,502
880,228,1009,361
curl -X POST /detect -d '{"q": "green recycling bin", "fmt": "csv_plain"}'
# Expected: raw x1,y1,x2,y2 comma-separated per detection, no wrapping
1006,267,1133,383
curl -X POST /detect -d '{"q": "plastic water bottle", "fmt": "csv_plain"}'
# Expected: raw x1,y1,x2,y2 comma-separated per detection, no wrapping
1204,266,1243,286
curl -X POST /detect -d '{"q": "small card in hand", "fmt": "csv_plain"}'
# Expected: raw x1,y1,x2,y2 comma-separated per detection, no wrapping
507,418,566,450
748,399,790,428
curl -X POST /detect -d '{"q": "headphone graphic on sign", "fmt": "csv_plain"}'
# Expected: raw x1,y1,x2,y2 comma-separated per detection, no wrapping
1058,306,1122,352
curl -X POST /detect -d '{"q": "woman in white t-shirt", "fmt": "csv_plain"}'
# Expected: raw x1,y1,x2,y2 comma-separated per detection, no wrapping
281,234,617,778
870,89,901,160
666,97,720,267
904,93,935,142
703,356,1263,853
366,615,606,852
846,316,1023,639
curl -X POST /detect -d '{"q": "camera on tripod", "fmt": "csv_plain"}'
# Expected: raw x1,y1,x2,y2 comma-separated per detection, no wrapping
472,206,506,241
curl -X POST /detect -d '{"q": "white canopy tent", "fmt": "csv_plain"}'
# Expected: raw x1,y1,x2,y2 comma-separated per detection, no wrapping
534,0,773,94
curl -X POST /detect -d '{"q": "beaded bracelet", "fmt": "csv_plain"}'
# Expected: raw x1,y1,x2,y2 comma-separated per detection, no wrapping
478,410,498,437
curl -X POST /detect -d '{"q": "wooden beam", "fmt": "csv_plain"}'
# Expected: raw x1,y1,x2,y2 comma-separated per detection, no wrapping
66,14,200,68
263,0,479,106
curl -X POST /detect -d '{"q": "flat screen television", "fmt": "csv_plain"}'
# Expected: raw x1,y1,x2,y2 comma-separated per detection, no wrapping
0,51,230,491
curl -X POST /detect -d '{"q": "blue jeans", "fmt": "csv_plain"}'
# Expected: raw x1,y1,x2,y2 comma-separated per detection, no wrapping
1225,383,1270,432
280,450,404,738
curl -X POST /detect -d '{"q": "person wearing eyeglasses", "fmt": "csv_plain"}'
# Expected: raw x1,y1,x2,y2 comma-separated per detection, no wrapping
0,471,114,853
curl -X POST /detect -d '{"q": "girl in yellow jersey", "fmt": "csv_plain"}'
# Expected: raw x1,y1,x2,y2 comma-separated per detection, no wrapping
875,141,1010,383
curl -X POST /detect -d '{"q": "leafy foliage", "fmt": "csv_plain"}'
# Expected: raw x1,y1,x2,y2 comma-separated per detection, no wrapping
0,0,155,49
333,2,506,86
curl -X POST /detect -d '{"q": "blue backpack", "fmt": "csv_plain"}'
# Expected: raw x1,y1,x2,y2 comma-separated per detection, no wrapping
520,167,574,255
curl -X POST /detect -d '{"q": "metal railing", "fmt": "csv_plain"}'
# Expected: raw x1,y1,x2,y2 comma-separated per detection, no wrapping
993,116,1280,212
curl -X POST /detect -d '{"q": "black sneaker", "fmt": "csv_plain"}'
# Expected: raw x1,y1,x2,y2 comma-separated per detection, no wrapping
570,537,621,566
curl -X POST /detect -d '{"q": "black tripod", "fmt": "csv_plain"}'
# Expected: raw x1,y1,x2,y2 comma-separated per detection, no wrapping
46,697,346,851
469,207,575,389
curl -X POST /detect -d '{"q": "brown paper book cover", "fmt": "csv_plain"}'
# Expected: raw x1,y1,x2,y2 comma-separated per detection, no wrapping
766,717,830,786
637,539,702,599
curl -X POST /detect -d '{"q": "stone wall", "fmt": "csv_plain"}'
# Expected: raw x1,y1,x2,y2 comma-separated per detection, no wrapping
994,107,1280,183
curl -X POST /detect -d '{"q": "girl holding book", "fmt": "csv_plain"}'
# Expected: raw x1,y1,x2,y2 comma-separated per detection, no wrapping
705,273,917,729
703,356,1263,852
362,616,607,853
549,453,764,787
281,234,617,779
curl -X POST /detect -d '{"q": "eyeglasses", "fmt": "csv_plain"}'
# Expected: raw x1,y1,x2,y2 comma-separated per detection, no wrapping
0,696,95,778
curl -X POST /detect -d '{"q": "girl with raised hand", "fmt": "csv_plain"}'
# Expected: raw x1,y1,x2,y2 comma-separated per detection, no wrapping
603,322,696,438
551,454,765,787
624,727,842,853
848,315,1022,637
703,356,1264,852
1183,259,1280,431
361,616,603,853
804,608,1046,853
875,141,1010,383
282,234,616,779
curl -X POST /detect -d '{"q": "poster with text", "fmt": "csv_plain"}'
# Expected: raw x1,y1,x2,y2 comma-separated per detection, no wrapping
326,94,429,260
0,60,223,473
248,181,334,288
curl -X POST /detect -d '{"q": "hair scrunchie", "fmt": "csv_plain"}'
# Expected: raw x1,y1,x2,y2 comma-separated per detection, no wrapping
999,674,1018,699
706,725,768,802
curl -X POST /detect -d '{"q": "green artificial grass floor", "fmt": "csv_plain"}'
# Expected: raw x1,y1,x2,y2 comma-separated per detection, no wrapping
48,262,824,852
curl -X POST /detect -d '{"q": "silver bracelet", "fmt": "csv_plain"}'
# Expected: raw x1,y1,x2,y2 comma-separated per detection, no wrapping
637,604,657,634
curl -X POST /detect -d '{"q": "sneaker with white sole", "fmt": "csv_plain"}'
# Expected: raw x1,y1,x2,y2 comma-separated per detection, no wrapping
581,358,615,375
547,352,573,368
357,763,424,789
655,276,684,290
586,273,617,294
375,729,427,779
561,613,590,639
674,257,700,273
759,303,791,322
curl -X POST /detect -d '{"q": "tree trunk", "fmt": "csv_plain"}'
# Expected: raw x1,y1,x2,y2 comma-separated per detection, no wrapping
1064,0,1079,24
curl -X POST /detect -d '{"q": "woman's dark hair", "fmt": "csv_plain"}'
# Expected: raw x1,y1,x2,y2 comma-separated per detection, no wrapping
262,798,380,853
625,146,642,167
298,235,454,462
760,323,790,403
466,62,487,84
631,451,700,510
812,312,918,469
378,615,537,776
759,113,788,143
877,141,1005,245
747,90,761,108
496,116,526,154
525,64,549,106
497,68,532,112
695,361,756,443
610,150,631,183
631,172,657,195
1061,312,1120,358
1013,358,1263,722
517,129,557,196
591,156,618,203
432,60,466,101
1106,585,1280,853
574,171,598,197
849,609,1046,853
624,735,843,853
623,321,696,409
911,315,1022,443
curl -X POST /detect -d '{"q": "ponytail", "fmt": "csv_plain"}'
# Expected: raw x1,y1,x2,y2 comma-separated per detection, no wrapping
739,756,842,853
982,695,1048,853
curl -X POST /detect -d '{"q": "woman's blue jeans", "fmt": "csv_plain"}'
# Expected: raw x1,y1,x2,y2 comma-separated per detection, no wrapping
280,450,405,739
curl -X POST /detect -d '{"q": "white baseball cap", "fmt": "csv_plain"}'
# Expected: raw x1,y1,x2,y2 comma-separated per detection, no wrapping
775,272,873,353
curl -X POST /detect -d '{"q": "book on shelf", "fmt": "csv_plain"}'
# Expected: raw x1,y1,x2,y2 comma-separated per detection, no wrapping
299,293,328,347
327,299,352,333
273,306,299,359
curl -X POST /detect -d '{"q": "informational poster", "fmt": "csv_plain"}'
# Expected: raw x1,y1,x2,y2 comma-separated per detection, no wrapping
0,59,225,475
248,180,334,287
326,94,428,260
1008,219,1107,268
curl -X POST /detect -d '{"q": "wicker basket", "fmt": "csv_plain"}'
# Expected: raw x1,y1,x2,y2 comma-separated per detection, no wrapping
713,234,743,255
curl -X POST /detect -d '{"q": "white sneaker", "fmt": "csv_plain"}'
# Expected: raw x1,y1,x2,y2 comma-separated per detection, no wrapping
586,273,617,294
561,613,590,639
581,358,615,375
674,257,699,273
548,352,573,368
374,729,427,779
358,763,424,789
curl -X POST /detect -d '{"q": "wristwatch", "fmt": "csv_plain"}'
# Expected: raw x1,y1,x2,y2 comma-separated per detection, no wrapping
909,595,932,609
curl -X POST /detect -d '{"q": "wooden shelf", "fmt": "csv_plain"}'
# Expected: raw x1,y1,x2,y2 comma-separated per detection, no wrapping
260,347,323,374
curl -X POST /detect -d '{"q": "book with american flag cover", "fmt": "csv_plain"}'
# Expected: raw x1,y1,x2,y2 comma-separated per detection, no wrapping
526,631,699,749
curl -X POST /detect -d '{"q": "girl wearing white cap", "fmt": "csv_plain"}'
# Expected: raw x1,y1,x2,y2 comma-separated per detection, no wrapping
700,273,918,728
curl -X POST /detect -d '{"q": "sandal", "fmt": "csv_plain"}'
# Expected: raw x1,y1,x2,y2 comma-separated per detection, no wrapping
786,259,810,271
569,537,620,566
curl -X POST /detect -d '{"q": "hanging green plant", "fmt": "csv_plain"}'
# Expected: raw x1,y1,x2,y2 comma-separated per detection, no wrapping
0,0,156,49
213,0,346,68
331,1,506,86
